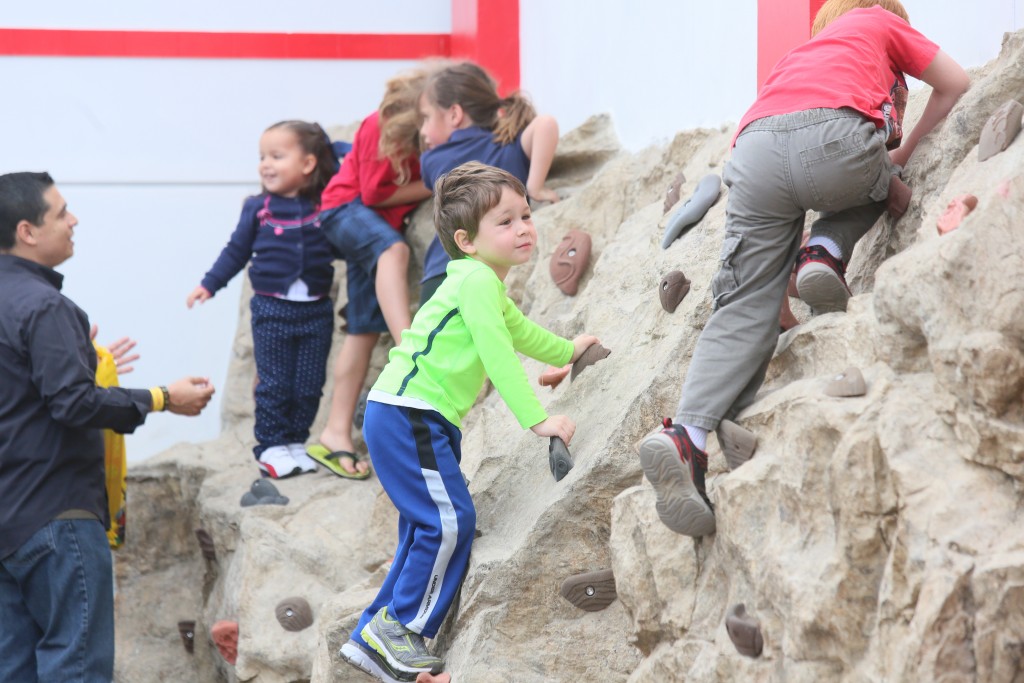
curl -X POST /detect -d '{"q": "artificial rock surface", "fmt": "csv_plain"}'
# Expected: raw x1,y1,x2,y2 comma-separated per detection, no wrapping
115,31,1024,683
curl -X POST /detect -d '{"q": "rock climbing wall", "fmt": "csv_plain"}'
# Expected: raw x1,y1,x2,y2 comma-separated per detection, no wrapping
114,30,1024,683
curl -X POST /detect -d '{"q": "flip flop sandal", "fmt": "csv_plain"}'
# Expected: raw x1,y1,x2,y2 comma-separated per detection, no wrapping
717,420,758,471
663,171,686,214
306,444,372,480
549,229,592,296
978,99,1023,162
659,271,691,313
661,174,722,249
937,194,978,235
211,620,239,665
194,528,216,561
560,569,617,611
570,343,611,382
539,364,571,389
178,620,196,653
725,603,764,658
549,437,575,482
824,366,867,398
275,597,314,632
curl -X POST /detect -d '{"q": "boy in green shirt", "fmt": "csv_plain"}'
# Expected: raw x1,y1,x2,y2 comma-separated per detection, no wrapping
341,162,598,682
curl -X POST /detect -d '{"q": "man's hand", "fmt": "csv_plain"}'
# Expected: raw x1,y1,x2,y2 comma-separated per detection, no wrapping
570,335,601,363
531,415,575,444
166,377,215,416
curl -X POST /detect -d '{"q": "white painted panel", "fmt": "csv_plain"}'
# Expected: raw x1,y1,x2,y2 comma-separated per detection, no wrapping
521,0,1019,150
0,57,432,182
520,0,758,150
0,1,450,32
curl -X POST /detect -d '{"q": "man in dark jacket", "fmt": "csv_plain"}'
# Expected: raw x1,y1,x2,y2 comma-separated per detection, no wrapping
0,171,216,682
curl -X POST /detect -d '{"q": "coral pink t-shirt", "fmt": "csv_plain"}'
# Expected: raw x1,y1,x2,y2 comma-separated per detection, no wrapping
734,6,939,144
321,111,421,230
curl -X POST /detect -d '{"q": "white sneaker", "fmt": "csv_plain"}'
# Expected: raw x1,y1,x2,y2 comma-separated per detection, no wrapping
287,443,319,474
257,445,301,479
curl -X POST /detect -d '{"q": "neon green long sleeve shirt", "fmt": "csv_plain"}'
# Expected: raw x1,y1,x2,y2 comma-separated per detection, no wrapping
370,257,573,429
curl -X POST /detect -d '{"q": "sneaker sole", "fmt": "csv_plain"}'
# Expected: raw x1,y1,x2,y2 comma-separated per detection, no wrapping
257,463,301,479
796,263,849,314
717,420,757,471
340,641,417,683
361,625,443,677
638,433,716,537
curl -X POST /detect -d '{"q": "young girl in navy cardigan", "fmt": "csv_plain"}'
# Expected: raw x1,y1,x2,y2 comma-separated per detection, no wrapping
187,120,337,479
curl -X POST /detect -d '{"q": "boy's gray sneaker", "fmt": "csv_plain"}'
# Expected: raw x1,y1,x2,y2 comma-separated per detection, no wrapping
340,640,416,683
361,607,444,677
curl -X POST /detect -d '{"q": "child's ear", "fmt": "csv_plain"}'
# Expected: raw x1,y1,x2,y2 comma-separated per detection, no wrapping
453,228,476,255
301,153,317,176
449,103,467,128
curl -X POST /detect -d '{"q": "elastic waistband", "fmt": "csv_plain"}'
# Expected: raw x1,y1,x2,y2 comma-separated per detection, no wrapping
741,108,865,134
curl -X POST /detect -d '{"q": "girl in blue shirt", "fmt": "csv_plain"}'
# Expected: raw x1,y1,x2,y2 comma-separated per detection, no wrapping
187,121,337,479
416,61,561,302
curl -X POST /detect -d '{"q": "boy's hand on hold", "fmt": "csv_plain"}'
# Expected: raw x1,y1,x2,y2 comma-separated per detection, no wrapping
889,146,911,170
570,335,601,363
531,415,575,444
166,377,215,416
186,286,212,309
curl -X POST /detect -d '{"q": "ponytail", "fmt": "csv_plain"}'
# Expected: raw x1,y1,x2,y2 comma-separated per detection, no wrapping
494,92,537,146
425,61,537,146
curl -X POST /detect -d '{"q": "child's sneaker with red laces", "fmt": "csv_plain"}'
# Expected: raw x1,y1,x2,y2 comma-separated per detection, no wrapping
795,244,850,314
638,418,716,537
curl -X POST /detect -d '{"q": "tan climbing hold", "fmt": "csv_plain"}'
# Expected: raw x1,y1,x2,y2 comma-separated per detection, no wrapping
824,367,867,398
978,99,1023,162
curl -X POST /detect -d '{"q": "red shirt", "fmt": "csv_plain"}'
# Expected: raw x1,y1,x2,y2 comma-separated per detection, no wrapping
321,111,422,230
735,6,939,144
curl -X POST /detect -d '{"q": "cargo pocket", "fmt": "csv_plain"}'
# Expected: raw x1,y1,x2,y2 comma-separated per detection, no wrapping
800,130,873,211
711,232,742,310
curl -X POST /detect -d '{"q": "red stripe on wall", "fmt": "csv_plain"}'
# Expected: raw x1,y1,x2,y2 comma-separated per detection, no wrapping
0,28,451,60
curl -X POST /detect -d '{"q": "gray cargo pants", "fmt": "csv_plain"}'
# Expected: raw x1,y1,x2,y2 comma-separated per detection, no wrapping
675,108,894,431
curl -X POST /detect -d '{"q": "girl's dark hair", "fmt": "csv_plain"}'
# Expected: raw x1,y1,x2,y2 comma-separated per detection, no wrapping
424,62,537,146
265,120,338,202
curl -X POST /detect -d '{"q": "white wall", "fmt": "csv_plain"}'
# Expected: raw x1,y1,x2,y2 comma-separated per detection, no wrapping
0,3,449,461
1,1,1019,460
520,0,1022,150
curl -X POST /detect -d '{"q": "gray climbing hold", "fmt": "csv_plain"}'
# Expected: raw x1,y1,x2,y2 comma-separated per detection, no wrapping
726,603,764,657
662,174,722,249
241,479,290,507
549,437,575,482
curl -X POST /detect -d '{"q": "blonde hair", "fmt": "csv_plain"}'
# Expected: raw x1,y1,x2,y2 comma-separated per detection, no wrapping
812,0,910,36
377,64,439,186
423,61,537,146
433,162,527,259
